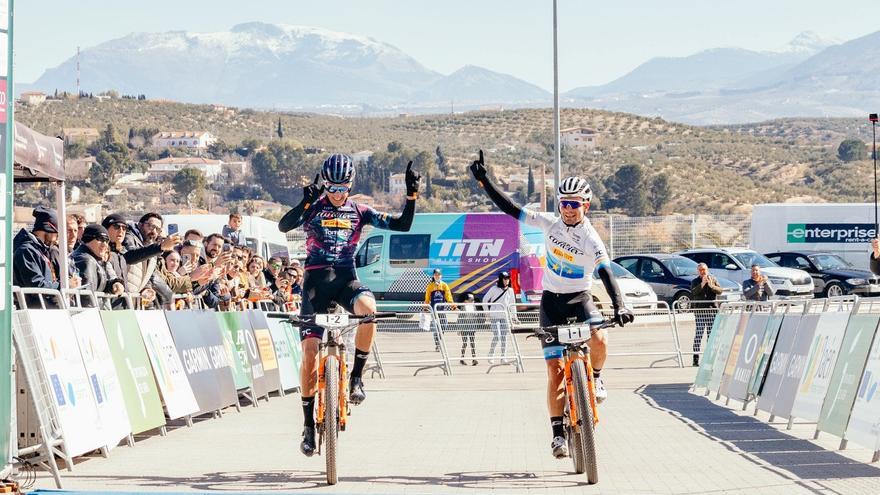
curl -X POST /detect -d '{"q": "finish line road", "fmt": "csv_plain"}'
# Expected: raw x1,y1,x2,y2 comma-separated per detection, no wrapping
30,356,880,494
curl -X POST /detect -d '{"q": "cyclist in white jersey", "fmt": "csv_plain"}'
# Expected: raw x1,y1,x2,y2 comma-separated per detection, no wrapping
470,150,634,458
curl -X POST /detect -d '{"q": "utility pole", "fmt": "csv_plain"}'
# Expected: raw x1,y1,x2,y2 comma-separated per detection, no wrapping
552,0,562,199
76,46,80,96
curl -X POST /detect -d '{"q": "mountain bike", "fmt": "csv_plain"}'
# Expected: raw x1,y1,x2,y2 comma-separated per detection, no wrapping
287,312,396,485
530,319,617,485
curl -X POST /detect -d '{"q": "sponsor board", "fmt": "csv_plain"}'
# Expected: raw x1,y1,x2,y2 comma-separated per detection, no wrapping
247,310,282,395
790,311,850,422
215,312,254,391
134,311,199,420
725,312,772,402
265,314,300,391
756,312,804,413
770,313,822,420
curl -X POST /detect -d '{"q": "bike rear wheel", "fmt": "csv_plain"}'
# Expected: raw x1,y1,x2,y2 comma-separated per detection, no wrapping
324,356,339,485
572,359,598,484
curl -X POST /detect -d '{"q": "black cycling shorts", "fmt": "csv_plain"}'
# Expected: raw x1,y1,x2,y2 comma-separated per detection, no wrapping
300,267,373,340
538,290,604,360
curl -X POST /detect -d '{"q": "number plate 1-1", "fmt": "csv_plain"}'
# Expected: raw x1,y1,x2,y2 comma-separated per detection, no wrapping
316,314,350,326
558,325,591,343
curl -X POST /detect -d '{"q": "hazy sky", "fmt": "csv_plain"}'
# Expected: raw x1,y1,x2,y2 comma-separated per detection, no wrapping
15,0,880,91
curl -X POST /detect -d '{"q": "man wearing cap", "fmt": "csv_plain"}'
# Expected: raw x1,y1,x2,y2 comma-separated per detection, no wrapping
13,207,62,301
71,225,125,300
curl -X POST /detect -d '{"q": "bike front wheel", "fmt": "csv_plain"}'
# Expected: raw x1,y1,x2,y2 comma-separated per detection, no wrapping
566,423,585,474
324,355,339,485
571,359,598,484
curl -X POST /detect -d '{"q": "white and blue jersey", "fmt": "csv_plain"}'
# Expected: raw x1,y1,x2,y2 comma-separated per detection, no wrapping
520,209,610,294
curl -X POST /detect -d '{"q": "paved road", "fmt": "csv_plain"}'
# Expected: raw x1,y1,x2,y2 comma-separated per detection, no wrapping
28,339,880,494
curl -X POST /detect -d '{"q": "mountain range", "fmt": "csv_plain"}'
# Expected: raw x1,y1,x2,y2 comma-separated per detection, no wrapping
25,23,880,124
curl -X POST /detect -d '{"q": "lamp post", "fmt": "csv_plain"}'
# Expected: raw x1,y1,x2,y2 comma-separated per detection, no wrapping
871,113,878,234
551,0,561,211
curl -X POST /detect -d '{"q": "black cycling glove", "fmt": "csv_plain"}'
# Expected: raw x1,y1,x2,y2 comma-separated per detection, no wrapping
405,161,421,196
614,306,635,326
303,174,324,206
470,150,488,182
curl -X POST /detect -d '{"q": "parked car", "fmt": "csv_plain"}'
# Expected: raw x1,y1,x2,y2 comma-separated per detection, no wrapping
591,261,658,309
614,254,742,307
765,251,880,298
675,248,814,298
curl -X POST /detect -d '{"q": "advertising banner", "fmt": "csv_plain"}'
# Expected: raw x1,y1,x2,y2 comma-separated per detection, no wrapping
756,312,804,413
247,310,281,394
771,313,821,419
27,310,104,457
165,311,237,414
817,314,880,437
214,312,255,391
845,318,880,451
693,313,729,388
707,311,747,393
725,312,771,402
748,313,785,397
134,311,199,419
70,309,132,449
790,311,850,422
99,310,165,435
237,312,268,398
265,313,300,391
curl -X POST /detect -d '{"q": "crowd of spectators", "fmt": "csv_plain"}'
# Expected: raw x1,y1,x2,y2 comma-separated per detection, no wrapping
13,210,303,311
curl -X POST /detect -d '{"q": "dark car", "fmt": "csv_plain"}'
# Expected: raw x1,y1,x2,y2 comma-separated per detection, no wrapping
765,251,880,298
614,254,742,308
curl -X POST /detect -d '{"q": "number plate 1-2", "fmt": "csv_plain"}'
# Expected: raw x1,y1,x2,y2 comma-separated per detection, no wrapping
316,314,350,326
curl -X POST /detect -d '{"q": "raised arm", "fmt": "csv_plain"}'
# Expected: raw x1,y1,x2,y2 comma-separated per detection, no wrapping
369,161,420,232
279,175,324,233
469,150,524,220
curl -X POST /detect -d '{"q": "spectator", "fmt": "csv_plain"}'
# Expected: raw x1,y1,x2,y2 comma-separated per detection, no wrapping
158,250,194,295
183,229,204,243
290,266,303,296
246,256,267,288
691,262,723,367
13,207,63,306
123,213,180,309
871,239,880,275
484,271,515,363
273,268,295,310
178,239,203,275
424,268,455,351
222,213,246,246
59,214,82,288
196,234,233,309
71,225,125,300
264,256,282,291
64,214,79,253
72,213,86,249
743,265,775,301
458,292,478,366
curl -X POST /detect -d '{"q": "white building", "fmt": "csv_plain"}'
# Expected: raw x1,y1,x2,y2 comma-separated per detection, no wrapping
20,91,47,106
560,127,600,149
389,173,406,196
61,128,100,145
148,157,223,180
151,131,217,150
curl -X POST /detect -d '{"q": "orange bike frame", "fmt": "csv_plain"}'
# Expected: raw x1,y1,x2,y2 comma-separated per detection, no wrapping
315,346,349,430
564,348,600,427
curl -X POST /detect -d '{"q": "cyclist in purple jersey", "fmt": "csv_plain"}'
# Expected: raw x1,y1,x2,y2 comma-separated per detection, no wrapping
279,153,420,457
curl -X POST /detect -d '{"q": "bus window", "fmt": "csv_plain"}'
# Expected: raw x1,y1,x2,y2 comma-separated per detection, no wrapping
356,236,383,267
389,234,429,268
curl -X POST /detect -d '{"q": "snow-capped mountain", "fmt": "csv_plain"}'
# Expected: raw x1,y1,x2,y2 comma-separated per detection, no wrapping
29,22,546,109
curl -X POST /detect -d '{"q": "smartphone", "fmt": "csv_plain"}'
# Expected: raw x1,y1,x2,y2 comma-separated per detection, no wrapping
181,254,192,266
223,243,232,252
168,224,179,235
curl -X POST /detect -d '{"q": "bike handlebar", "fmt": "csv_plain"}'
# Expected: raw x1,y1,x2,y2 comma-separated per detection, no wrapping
528,318,619,340
287,312,398,326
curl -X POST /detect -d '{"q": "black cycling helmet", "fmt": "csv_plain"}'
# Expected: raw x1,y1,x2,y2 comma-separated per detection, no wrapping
321,153,355,184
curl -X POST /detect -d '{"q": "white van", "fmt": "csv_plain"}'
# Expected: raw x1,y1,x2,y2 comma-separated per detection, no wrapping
163,214,290,261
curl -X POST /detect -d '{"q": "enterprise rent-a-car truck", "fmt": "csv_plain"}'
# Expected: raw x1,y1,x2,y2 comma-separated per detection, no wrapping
354,213,543,302
750,203,877,270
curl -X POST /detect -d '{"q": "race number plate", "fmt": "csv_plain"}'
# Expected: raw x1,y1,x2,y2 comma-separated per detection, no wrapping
557,325,591,344
316,314,350,326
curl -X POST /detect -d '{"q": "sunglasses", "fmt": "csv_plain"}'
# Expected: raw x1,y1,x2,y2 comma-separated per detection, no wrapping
326,184,351,194
559,199,584,210
110,223,128,231
92,235,110,243
269,263,282,269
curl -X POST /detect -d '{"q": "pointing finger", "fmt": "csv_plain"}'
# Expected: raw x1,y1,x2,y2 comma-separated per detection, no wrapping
313,174,320,185
478,149,484,164
406,160,413,172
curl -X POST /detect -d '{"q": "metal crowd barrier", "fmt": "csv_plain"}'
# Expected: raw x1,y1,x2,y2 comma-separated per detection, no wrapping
373,302,452,376
433,303,525,373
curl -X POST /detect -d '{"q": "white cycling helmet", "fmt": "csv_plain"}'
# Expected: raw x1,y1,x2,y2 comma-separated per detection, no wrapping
557,176,592,202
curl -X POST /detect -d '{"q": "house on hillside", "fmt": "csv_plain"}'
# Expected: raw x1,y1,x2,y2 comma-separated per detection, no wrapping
388,173,406,196
66,156,98,180
151,131,217,151
148,157,223,180
61,128,100,146
20,91,47,106
560,127,600,149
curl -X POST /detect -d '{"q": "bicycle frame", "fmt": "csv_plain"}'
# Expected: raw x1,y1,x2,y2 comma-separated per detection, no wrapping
564,345,599,428
316,327,352,437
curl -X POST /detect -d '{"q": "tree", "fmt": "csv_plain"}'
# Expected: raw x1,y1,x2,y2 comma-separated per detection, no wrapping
838,139,867,162
527,165,535,200
649,173,672,214
276,118,283,139
425,173,433,199
604,164,649,216
435,146,448,176
387,141,403,153
172,168,207,205
207,139,230,159
89,151,118,193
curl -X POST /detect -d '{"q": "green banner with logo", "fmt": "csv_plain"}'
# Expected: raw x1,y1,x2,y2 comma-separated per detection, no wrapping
817,314,880,437
100,311,166,435
1,1,13,470
215,312,253,390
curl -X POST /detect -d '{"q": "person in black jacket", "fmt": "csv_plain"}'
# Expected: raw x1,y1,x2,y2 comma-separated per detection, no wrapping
871,239,880,275
691,263,724,367
121,213,180,308
72,225,125,302
13,207,66,308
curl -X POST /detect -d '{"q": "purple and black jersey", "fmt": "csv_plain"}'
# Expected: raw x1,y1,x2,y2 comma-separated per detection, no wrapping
301,197,395,270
